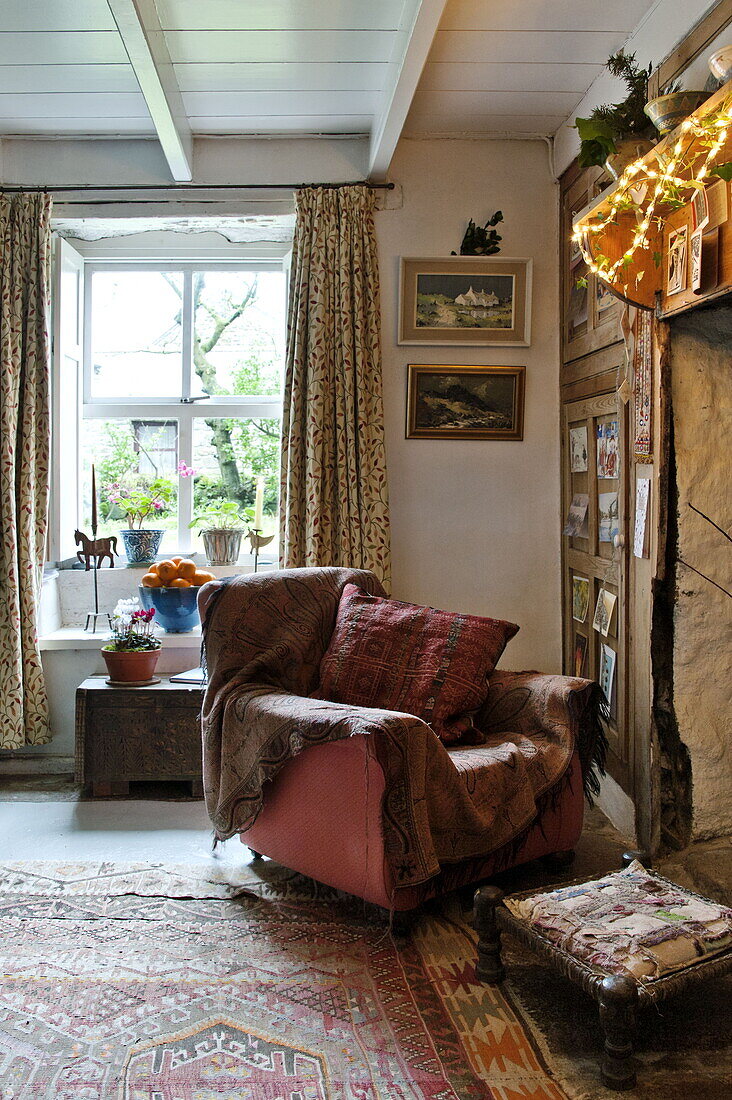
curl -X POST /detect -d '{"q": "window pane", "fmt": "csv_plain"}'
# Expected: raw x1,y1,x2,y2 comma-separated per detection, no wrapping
192,271,285,397
192,416,279,562
81,418,179,556
89,271,183,399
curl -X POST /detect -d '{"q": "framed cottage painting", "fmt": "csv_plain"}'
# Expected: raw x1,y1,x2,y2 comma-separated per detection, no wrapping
399,257,532,346
406,364,525,440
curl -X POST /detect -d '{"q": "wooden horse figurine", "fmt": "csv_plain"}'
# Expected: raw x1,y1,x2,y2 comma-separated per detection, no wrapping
74,529,117,570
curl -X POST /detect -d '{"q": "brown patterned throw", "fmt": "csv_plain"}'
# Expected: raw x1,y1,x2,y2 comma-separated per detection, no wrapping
200,568,606,889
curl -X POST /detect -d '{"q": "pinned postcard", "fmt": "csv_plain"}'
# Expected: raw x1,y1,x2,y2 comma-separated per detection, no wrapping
593,588,618,637
563,493,589,537
570,425,588,473
692,186,709,232
634,478,651,558
600,643,617,712
690,229,703,293
706,178,728,231
597,420,619,478
598,492,619,543
572,575,590,622
667,226,687,295
573,633,588,678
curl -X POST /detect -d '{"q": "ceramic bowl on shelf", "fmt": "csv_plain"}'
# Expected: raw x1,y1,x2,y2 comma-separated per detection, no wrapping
709,46,732,84
644,91,708,134
139,584,200,633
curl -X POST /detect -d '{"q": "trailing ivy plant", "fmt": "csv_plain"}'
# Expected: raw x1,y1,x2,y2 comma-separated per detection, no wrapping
576,52,655,168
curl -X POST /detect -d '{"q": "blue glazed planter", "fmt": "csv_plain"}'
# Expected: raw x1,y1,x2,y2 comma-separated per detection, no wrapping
121,529,164,566
139,585,200,633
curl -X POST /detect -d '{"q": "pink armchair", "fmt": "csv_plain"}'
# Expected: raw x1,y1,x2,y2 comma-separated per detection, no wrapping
199,568,605,913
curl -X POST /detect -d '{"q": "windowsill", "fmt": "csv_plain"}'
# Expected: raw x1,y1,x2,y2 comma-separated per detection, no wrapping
40,626,203,651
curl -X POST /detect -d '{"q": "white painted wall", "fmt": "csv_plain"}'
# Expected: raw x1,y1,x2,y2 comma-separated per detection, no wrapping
376,137,561,673
554,0,720,175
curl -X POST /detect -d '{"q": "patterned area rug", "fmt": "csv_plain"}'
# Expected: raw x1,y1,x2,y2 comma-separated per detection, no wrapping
0,860,730,1099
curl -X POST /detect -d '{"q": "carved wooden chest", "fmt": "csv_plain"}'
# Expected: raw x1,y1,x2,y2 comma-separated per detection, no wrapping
75,676,204,797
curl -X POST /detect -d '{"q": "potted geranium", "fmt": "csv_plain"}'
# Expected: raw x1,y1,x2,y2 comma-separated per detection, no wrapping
101,599,161,683
106,462,194,565
189,500,249,566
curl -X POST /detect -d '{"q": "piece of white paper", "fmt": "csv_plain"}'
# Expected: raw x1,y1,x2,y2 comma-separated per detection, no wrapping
634,478,650,558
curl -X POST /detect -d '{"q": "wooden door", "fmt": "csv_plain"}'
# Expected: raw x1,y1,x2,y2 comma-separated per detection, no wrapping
562,392,631,793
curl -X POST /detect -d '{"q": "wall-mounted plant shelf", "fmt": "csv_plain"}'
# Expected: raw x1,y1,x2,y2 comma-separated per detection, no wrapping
573,78,732,314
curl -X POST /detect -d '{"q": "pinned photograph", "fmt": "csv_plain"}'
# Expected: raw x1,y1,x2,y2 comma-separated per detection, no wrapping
569,425,588,472
667,226,687,295
598,491,619,543
572,575,590,622
600,643,617,710
597,420,619,478
563,493,589,537
573,633,588,678
593,588,618,637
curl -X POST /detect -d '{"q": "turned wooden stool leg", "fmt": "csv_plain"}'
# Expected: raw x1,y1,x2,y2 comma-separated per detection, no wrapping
598,975,639,1090
622,850,653,869
474,886,505,984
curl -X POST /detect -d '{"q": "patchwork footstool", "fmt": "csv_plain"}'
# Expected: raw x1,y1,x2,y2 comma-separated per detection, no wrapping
474,853,732,1090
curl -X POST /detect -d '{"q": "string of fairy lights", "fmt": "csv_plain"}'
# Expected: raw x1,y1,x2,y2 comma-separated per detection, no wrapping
572,95,732,291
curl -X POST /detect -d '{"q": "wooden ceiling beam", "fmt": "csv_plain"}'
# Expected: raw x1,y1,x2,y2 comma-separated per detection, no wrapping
106,0,192,181
368,0,448,180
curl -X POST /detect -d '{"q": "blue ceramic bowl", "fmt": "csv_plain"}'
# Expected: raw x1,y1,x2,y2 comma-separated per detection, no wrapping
139,584,200,633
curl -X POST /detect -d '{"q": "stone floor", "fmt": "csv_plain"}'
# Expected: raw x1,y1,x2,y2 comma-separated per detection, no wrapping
1,773,731,902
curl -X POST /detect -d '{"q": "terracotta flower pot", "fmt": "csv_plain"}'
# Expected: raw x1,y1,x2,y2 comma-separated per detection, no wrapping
101,646,161,683
605,137,655,180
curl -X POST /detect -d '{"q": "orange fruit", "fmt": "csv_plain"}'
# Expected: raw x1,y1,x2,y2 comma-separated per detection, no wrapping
141,572,162,587
170,556,184,565
156,560,178,585
146,562,160,574
169,577,192,587
176,558,197,580
191,570,215,586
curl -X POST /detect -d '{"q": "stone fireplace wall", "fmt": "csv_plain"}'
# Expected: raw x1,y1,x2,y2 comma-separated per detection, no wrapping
669,306,732,839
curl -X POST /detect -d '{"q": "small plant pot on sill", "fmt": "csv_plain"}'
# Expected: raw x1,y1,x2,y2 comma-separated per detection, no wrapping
120,528,165,566
101,645,161,684
201,528,244,566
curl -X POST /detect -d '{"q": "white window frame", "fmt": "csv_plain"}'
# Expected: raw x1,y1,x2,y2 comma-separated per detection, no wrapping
82,259,284,556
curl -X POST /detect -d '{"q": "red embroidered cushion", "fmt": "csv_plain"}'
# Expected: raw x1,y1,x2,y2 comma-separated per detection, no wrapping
315,584,519,744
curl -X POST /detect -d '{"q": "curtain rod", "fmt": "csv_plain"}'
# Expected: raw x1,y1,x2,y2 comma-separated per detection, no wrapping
1,181,394,194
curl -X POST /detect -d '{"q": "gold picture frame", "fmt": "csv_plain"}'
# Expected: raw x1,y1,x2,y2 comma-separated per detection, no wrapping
406,364,525,440
399,257,532,346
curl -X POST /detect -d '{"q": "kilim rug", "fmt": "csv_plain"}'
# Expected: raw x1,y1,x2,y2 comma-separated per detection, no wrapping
0,860,730,1100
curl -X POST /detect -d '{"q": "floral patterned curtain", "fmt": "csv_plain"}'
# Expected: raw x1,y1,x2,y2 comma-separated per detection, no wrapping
0,193,52,748
280,185,391,589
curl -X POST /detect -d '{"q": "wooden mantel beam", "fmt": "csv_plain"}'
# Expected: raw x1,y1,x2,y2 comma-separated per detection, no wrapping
106,0,193,181
368,0,448,181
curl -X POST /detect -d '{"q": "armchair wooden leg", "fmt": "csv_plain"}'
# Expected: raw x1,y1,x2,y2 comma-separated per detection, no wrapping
599,975,639,1090
474,885,505,984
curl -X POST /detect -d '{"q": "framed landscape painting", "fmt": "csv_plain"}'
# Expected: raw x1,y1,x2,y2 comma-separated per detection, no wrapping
399,257,532,346
406,365,525,440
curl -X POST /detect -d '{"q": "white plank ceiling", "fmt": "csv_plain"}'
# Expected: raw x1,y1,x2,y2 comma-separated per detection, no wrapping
0,0,659,170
